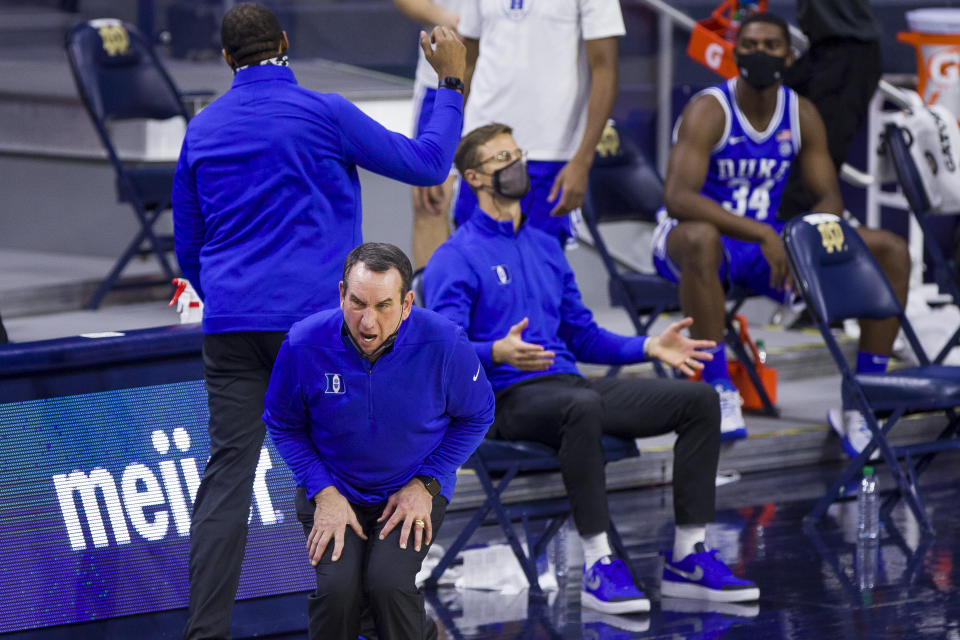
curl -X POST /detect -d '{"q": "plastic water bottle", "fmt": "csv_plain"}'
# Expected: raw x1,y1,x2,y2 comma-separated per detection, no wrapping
857,537,879,592
551,518,569,580
857,466,880,540
756,339,767,365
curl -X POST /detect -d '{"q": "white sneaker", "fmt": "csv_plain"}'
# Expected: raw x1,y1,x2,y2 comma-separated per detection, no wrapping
714,384,747,441
827,408,880,460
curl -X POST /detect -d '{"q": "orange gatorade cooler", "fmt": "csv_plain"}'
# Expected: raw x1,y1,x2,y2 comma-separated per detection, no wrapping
898,8,960,118
689,314,778,411
687,1,767,79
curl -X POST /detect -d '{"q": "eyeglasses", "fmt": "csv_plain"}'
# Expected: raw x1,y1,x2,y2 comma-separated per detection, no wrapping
475,148,525,167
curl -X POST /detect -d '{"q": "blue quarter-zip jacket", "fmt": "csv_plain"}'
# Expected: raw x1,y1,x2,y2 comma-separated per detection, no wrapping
173,65,463,333
423,211,649,394
262,306,495,504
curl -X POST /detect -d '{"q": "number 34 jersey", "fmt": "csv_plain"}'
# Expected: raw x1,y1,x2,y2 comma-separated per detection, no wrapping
696,78,801,233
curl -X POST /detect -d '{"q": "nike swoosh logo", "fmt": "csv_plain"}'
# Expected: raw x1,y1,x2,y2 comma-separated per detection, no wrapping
727,136,745,145
473,363,481,381
665,564,704,581
585,574,602,590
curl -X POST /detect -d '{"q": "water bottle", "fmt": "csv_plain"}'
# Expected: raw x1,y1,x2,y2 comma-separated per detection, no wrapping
756,339,767,365
857,466,880,540
857,537,878,592
551,518,569,580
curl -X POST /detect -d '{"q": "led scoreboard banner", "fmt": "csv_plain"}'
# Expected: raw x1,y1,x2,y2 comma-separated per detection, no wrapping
0,326,313,633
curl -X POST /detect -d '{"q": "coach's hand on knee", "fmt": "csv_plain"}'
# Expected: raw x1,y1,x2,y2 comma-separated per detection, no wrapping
377,479,434,552
308,486,366,565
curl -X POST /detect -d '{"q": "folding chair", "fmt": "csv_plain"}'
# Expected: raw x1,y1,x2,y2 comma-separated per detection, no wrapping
66,19,190,309
581,121,777,415
884,122,960,363
423,435,639,596
783,213,960,533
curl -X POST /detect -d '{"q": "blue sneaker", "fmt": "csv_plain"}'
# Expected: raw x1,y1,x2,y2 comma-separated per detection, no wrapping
661,543,759,602
581,556,650,614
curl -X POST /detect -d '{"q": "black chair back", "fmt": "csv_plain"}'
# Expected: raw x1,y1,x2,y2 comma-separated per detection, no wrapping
66,20,187,124
783,213,903,324
583,122,663,224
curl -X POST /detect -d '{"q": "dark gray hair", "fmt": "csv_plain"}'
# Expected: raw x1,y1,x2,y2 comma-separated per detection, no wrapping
342,243,413,297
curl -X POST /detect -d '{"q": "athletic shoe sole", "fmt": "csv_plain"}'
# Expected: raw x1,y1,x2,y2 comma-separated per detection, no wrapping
720,427,747,441
660,580,760,602
580,591,651,614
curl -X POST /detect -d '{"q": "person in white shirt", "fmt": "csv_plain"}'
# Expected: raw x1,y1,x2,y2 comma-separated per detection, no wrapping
395,0,464,269
451,0,625,247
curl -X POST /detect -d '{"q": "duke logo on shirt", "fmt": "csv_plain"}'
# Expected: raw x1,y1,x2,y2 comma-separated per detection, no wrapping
492,264,512,285
503,0,531,20
324,373,346,395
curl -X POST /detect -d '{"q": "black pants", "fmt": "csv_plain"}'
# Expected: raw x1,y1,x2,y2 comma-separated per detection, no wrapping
491,375,720,535
779,38,882,220
295,487,447,640
184,331,287,640
0,310,7,344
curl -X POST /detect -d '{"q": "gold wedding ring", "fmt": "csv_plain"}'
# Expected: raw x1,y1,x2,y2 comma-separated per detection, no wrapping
414,519,426,528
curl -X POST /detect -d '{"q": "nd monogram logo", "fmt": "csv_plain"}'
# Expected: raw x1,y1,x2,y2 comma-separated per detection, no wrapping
595,121,621,158
816,221,846,254
98,24,130,57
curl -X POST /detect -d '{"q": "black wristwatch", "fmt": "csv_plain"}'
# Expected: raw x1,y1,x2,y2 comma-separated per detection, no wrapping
439,76,465,93
415,474,442,497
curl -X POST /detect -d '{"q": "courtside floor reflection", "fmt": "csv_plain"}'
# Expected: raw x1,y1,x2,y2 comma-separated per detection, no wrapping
7,457,960,639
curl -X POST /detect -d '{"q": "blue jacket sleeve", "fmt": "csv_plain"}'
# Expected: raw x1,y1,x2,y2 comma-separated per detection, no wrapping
556,252,649,364
423,246,497,368
262,337,335,499
172,136,206,300
335,88,462,186
416,329,495,482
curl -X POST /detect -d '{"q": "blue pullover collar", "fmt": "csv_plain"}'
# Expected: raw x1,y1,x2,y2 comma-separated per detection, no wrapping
471,207,528,238
231,64,297,88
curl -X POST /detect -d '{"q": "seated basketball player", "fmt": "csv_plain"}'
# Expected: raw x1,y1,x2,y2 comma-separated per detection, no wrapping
654,12,910,451
424,124,760,615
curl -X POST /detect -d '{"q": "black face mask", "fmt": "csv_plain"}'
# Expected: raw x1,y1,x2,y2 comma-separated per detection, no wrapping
486,159,531,200
736,51,787,90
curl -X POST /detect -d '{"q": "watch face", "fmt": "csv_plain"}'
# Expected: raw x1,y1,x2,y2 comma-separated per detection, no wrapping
442,77,464,91
418,475,440,496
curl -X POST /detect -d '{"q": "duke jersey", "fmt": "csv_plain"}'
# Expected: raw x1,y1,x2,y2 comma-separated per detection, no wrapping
695,78,801,233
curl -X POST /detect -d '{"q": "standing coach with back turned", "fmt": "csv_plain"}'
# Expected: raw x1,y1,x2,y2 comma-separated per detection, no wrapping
171,4,466,637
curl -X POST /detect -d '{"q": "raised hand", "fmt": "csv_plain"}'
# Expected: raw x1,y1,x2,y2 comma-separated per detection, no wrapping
646,317,717,377
421,26,466,81
492,317,555,371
